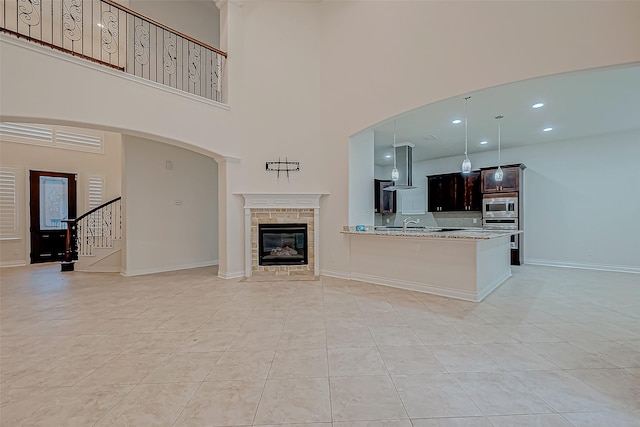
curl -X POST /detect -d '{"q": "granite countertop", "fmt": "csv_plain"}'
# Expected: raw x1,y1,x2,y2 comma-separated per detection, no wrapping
341,226,522,240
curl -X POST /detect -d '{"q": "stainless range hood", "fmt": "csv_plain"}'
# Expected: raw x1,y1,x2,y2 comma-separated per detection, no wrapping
384,142,417,191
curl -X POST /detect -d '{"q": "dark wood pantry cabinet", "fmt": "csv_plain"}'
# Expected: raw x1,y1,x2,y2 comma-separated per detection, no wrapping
374,179,397,213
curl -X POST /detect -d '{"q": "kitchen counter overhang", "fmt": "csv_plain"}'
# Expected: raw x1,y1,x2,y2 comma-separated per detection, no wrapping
341,226,522,302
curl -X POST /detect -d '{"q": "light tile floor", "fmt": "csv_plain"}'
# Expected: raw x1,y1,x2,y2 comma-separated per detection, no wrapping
1,264,639,426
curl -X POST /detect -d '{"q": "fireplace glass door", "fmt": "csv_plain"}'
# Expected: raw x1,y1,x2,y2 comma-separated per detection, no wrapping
259,223,308,266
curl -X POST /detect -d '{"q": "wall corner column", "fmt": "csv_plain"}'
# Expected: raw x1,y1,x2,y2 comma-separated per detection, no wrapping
217,156,244,279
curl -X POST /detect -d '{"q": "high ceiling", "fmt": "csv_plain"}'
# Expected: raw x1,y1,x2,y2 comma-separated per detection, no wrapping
372,65,640,166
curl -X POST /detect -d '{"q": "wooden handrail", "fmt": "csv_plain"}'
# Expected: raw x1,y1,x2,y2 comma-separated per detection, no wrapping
102,0,227,58
76,196,122,223
0,29,125,71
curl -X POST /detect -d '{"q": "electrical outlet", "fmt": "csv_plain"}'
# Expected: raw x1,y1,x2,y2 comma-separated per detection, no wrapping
416,218,420,223
473,218,478,224
386,218,390,224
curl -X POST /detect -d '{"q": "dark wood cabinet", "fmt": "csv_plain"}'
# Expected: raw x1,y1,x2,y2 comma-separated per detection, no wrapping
481,166,521,193
428,171,480,212
427,175,448,212
459,172,481,211
374,179,396,214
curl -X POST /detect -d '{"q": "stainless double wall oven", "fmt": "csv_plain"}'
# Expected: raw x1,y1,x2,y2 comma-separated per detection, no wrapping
482,192,520,255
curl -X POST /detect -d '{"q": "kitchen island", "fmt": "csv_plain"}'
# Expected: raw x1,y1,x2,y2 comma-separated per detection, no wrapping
342,226,521,302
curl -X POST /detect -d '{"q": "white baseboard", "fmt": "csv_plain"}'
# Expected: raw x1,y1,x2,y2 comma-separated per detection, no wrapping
0,260,27,268
525,258,640,274
122,260,219,277
218,270,245,280
477,270,512,301
319,269,351,280
349,272,481,302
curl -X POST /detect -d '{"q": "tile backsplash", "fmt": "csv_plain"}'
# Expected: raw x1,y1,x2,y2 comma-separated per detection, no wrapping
376,211,482,228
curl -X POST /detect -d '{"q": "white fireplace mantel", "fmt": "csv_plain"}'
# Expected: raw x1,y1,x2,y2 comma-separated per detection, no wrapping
239,193,326,209
239,193,328,277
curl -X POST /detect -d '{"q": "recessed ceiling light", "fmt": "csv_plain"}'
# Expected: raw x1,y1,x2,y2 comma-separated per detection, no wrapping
385,154,392,159
532,102,544,109
543,127,553,132
452,119,462,124
480,140,488,145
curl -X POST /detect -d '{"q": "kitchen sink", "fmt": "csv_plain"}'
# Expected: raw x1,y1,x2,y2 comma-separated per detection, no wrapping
374,226,467,232
375,226,426,230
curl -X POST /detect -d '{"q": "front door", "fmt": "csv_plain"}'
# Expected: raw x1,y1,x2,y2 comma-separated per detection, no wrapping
29,171,77,264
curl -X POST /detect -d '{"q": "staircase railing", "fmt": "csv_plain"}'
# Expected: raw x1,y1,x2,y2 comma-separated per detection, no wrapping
64,196,122,269
1,0,227,101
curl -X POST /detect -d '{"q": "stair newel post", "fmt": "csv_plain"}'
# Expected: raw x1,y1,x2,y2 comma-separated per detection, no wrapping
61,219,76,272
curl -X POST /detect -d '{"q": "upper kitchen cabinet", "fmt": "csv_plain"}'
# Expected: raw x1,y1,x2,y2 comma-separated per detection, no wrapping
374,179,397,213
460,172,481,211
428,175,451,212
428,171,481,212
481,164,525,193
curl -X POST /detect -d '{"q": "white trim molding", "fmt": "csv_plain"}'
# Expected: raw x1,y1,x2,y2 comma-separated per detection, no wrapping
525,258,640,274
319,270,352,280
239,193,327,209
0,260,27,268
122,260,219,277
218,270,245,280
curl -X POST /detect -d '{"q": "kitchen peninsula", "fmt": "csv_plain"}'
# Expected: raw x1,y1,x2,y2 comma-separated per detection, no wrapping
342,226,521,302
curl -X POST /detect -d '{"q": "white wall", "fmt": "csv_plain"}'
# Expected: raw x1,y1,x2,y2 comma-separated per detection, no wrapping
122,135,218,275
0,134,122,266
2,0,640,277
349,130,375,225
405,130,640,271
516,131,639,271
228,1,325,194
129,0,220,48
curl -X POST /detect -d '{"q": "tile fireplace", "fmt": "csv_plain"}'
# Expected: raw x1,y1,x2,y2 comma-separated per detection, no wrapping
241,194,325,277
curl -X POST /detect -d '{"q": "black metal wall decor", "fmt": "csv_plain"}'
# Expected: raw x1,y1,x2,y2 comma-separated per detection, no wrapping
266,158,300,181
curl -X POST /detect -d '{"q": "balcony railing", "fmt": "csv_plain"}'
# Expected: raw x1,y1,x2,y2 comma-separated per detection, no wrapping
1,0,227,102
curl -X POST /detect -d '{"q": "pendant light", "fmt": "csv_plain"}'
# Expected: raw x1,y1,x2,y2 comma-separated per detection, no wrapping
494,115,504,182
461,96,472,174
391,121,399,181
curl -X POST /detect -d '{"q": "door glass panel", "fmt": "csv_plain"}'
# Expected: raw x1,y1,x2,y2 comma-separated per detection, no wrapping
39,176,69,230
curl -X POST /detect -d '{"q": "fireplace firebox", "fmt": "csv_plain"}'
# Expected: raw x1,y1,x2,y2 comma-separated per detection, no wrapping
258,223,308,266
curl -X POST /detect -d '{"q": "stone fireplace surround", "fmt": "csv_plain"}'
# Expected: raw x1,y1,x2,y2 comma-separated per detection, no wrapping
241,194,324,277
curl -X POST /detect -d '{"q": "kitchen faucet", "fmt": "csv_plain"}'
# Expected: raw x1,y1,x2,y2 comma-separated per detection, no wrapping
402,217,419,232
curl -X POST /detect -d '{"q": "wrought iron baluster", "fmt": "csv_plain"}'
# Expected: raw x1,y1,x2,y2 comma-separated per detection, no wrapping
62,0,82,48
18,0,41,37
